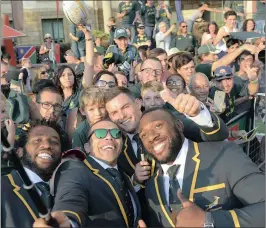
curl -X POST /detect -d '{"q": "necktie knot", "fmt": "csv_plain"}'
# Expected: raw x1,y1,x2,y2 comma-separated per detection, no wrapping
35,182,53,209
36,182,50,194
167,164,180,180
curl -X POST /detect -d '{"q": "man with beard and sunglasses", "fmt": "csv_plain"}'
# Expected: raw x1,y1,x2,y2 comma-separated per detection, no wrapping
42,119,142,227
1,120,69,227
137,107,264,228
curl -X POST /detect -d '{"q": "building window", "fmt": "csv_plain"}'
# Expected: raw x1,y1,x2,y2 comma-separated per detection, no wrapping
42,18,64,43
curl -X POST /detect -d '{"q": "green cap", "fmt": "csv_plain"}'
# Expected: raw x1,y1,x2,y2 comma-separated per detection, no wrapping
114,28,128,39
198,44,221,55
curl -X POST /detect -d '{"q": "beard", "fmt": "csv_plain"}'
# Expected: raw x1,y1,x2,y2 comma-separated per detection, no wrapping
149,127,184,164
21,147,61,181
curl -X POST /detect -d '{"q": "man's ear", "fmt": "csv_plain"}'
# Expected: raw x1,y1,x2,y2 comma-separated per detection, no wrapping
84,142,91,155
16,147,23,158
79,107,86,116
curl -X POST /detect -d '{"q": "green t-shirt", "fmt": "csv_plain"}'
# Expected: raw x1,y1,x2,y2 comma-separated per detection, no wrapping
156,5,172,26
95,46,106,56
234,75,250,97
170,34,197,51
254,1,265,21
118,1,138,26
140,5,156,27
62,88,82,116
72,119,90,152
133,34,150,46
195,63,213,80
129,82,142,99
76,30,85,50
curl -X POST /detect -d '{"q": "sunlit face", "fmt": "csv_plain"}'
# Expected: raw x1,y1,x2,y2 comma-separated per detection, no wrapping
177,60,195,85
59,68,74,88
115,73,128,87
159,23,167,33
23,59,32,68
115,37,129,51
88,121,123,167
180,22,188,33
142,91,165,109
157,53,168,72
227,43,239,53
139,59,163,84
81,102,107,125
202,53,218,62
96,74,116,89
209,24,216,33
239,55,254,71
225,15,237,28
64,55,76,64
218,78,234,94
0,100,8,125
106,93,142,134
137,27,145,35
191,74,210,103
39,67,49,80
246,20,255,32
166,75,185,95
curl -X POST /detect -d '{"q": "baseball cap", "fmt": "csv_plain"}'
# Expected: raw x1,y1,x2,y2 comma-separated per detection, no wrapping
138,23,145,29
44,33,52,39
64,49,77,58
167,48,180,61
41,57,52,64
114,28,128,39
213,66,234,81
198,44,221,55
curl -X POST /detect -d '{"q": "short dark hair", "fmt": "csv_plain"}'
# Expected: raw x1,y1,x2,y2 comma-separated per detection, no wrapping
172,52,194,70
54,65,79,99
238,51,255,63
1,52,11,61
93,70,118,86
105,86,135,103
140,57,161,69
108,16,116,23
141,107,176,123
32,79,56,94
15,120,70,152
36,86,62,103
242,19,256,32
224,10,237,19
226,38,242,48
149,48,167,58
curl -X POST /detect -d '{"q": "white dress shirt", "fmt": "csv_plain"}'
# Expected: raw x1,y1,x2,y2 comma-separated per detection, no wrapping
90,156,137,221
161,138,188,206
186,103,214,128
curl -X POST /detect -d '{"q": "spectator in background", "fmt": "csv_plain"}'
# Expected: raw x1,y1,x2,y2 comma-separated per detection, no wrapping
92,70,118,89
41,58,54,80
19,58,32,92
167,48,180,74
197,44,220,64
224,0,245,29
133,24,151,49
140,0,156,44
201,21,219,45
170,21,197,51
64,49,85,83
155,0,172,29
94,37,106,56
242,19,256,32
69,24,80,59
213,10,238,52
33,66,49,88
166,74,185,95
141,81,164,110
69,25,86,62
253,0,265,34
93,52,104,75
155,22,175,52
1,53,11,64
149,48,168,73
114,71,128,87
117,0,138,43
39,33,54,61
106,17,117,45
137,46,148,61
189,72,210,103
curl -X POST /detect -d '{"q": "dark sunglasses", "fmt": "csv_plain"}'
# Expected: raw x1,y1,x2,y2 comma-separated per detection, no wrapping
96,80,116,88
88,129,122,140
182,26,188,28
40,71,47,74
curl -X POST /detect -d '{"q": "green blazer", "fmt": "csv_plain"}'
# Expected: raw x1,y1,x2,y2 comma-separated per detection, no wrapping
145,140,265,227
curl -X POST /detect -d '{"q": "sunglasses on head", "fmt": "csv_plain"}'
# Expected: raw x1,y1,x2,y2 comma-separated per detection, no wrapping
88,129,122,140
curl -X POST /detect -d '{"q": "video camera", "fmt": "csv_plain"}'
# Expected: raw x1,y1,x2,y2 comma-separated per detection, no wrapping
103,52,131,76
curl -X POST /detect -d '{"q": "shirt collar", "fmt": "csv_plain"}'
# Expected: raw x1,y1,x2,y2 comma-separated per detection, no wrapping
161,138,188,174
127,133,135,141
24,167,46,184
90,156,118,170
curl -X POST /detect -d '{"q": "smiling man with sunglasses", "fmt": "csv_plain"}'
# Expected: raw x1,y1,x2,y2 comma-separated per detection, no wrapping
52,119,142,227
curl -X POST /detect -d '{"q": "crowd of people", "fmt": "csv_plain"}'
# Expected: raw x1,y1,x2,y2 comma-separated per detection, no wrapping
1,0,265,227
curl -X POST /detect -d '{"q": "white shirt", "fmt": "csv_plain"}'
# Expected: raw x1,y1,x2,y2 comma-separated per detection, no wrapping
186,103,214,128
161,138,188,206
90,156,137,221
155,32,171,52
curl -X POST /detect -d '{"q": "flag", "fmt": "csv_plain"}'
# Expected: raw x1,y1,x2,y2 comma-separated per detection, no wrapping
11,0,24,31
17,46,37,64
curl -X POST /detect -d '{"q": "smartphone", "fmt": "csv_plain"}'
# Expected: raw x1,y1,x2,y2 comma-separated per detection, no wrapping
214,91,226,112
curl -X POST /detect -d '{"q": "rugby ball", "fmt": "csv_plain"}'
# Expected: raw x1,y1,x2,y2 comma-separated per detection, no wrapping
63,0,89,25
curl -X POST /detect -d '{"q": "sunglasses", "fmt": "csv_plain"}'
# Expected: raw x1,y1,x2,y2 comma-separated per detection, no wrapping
40,71,47,74
88,129,122,140
96,80,116,88
182,26,188,28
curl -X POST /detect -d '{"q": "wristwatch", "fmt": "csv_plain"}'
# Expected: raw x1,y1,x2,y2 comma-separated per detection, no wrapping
204,212,214,228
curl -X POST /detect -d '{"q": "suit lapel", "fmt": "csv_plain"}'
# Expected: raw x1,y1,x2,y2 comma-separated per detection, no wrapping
7,171,39,220
83,157,130,227
182,141,200,202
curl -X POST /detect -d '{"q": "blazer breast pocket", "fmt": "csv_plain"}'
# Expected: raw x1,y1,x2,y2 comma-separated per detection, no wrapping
193,185,229,212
